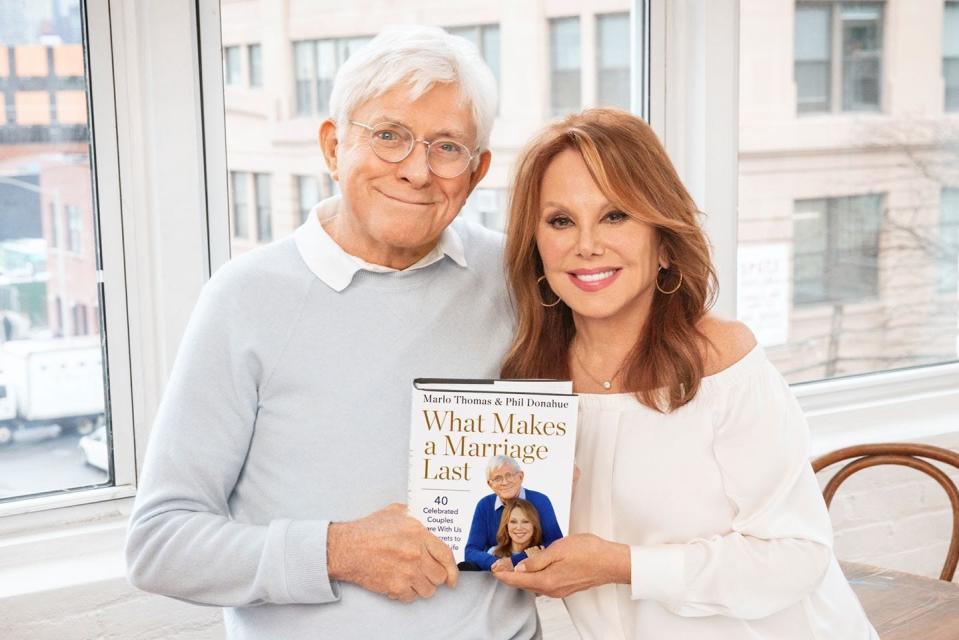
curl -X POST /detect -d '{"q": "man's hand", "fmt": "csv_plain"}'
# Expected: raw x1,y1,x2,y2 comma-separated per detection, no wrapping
491,557,513,573
327,503,458,603
492,534,630,598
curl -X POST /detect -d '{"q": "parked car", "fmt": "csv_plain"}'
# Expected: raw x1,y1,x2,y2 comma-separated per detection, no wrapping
78,425,109,472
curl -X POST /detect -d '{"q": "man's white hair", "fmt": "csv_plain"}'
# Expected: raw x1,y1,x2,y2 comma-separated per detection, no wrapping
486,455,522,480
328,25,498,162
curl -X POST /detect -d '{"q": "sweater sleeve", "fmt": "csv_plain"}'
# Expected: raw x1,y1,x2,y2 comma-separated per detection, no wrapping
464,497,497,570
629,358,833,619
125,267,338,607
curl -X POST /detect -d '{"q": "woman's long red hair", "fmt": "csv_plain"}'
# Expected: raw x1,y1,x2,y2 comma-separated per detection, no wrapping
501,108,717,412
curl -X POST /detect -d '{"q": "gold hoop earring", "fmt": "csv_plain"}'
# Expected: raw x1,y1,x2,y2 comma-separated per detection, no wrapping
537,275,562,308
656,268,683,295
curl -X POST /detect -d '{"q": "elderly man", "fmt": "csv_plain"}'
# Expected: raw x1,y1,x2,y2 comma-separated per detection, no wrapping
465,456,564,572
126,26,536,639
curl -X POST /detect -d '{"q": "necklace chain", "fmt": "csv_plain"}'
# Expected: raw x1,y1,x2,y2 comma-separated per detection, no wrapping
572,342,629,391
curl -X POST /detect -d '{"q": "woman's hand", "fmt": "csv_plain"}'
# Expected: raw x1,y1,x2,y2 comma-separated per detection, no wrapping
524,545,544,558
493,534,630,598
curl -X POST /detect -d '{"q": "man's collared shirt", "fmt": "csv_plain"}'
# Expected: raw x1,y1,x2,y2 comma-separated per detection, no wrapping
494,487,527,512
293,195,467,292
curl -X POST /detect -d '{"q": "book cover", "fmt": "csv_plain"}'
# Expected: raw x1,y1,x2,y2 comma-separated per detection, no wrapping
408,379,579,570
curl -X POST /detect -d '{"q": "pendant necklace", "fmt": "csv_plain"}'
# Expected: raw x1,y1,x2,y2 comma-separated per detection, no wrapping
572,343,628,391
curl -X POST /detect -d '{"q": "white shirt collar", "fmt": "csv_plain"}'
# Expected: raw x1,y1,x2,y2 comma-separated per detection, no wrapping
293,195,467,292
494,487,527,511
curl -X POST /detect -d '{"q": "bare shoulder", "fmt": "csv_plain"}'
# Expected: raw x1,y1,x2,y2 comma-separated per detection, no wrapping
697,315,758,377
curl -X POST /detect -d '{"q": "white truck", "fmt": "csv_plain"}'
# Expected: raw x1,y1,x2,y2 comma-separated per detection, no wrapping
0,337,105,445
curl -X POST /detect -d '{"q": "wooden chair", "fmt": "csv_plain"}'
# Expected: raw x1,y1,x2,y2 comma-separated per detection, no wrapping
811,443,959,582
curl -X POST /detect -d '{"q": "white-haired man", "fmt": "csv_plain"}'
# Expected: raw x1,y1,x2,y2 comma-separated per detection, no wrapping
126,26,535,639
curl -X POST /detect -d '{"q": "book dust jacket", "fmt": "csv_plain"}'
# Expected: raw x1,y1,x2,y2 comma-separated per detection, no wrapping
408,379,579,567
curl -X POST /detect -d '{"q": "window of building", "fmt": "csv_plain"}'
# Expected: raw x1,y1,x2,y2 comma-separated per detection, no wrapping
248,44,263,87
297,175,319,224
795,1,883,114
293,41,315,115
230,171,248,239
224,45,242,86
940,187,959,294
946,1,959,111
550,17,581,117
447,24,501,89
48,202,58,248
596,13,630,110
254,173,272,242
66,204,82,254
73,302,88,335
793,194,883,306
292,36,371,117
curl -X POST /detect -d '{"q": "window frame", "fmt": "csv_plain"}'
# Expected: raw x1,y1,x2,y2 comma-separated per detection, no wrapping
794,0,885,115
4,0,958,568
0,0,136,521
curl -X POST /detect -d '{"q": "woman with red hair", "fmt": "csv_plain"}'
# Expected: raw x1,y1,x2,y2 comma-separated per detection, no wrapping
494,109,877,639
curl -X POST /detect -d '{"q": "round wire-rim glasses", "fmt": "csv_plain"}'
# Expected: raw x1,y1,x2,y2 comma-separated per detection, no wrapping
350,120,477,179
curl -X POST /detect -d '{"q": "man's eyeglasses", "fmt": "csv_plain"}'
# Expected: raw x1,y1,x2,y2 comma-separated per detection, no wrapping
351,121,477,179
490,471,519,485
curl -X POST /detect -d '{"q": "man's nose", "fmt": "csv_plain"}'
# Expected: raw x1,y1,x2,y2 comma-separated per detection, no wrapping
395,140,431,187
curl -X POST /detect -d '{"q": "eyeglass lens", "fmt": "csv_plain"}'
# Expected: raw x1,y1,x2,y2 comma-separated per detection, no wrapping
367,123,471,178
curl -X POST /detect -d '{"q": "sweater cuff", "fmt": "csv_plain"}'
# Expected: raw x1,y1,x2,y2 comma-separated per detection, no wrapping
284,519,340,603
630,544,686,602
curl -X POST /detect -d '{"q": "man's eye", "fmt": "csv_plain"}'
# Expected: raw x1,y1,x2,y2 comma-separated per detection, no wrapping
375,131,396,141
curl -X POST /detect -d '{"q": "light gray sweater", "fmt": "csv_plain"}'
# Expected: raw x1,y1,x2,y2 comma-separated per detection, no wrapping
125,219,536,639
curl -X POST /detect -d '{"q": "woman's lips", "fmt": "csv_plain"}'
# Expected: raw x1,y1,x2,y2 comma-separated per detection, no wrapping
567,268,622,292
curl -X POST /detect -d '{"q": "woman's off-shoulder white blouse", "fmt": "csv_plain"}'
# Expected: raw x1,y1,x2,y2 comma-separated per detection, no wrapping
564,346,879,640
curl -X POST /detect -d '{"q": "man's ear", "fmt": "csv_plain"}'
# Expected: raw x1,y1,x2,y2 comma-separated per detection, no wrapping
319,119,340,181
466,150,492,192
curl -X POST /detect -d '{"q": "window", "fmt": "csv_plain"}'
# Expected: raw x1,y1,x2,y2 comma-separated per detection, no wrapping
225,5,633,261
224,45,242,86
793,194,883,306
596,13,630,110
73,302,88,335
292,36,372,116
940,188,959,294
794,1,883,114
254,173,272,242
946,1,959,111
230,171,248,239
297,175,319,225
0,4,112,503
742,0,958,383
66,205,82,254
447,24,501,89
248,44,263,87
48,203,59,248
293,41,315,115
550,17,581,117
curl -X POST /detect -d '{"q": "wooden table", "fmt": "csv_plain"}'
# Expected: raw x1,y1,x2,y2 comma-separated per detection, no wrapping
536,562,959,639
842,561,959,640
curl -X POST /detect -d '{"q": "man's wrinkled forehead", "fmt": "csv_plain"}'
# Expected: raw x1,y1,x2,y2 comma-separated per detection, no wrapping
350,84,477,144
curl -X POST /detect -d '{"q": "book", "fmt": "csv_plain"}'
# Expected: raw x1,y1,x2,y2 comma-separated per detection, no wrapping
407,378,579,569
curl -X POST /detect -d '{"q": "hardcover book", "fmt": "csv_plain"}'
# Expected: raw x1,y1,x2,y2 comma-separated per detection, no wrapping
407,379,579,570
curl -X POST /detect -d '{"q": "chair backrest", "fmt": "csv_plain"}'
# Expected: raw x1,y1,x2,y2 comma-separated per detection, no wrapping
811,443,959,582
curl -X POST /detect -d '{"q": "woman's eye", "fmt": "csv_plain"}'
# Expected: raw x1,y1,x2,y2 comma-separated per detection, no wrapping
547,215,573,228
605,210,628,223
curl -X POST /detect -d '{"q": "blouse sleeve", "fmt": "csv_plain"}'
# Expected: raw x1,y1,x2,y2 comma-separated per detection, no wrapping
629,357,833,620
